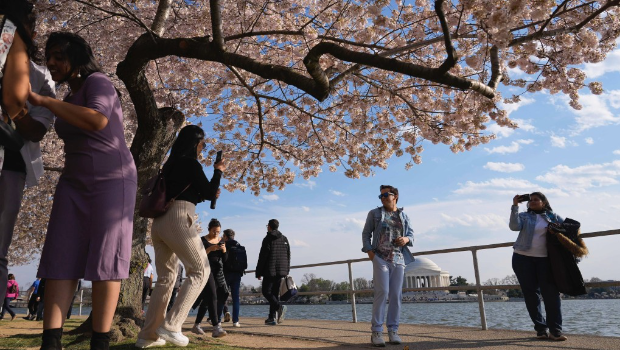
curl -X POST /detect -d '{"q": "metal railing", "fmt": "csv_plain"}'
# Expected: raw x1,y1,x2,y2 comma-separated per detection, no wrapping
244,229,620,330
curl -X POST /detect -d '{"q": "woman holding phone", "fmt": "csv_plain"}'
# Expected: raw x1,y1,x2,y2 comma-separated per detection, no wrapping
510,192,566,341
136,125,224,348
191,218,229,338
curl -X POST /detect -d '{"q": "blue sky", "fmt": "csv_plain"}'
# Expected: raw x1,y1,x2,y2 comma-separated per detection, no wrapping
10,49,620,290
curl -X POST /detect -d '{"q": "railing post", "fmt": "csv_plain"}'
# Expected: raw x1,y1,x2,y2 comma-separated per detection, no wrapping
471,249,487,330
348,261,357,323
79,289,83,316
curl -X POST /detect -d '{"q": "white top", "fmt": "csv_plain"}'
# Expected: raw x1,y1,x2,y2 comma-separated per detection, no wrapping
144,263,153,277
20,62,56,187
515,214,548,257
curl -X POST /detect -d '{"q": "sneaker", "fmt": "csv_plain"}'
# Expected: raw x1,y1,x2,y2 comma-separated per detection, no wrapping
277,305,287,324
264,318,277,325
212,324,227,338
388,330,402,344
224,312,231,322
135,337,166,348
156,327,189,347
536,330,549,339
371,331,386,347
549,333,568,341
191,324,205,335
233,322,241,328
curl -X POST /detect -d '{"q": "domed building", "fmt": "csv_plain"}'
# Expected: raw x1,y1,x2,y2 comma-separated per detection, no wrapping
403,257,450,289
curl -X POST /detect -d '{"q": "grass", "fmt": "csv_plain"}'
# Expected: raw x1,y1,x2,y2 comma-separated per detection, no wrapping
0,318,247,349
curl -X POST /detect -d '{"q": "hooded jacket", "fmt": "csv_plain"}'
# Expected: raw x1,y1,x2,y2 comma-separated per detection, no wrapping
256,229,290,278
546,218,588,296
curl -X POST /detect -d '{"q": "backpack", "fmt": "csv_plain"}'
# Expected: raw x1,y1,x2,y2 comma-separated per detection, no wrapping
279,275,298,302
225,242,248,274
9,282,17,294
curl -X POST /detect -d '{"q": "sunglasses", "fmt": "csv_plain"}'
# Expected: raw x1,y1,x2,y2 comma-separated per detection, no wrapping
378,192,394,199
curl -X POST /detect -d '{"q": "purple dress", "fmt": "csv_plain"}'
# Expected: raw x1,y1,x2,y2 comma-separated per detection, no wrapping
38,73,137,281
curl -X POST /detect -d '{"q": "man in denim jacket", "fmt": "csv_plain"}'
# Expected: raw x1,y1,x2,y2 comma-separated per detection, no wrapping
361,185,414,347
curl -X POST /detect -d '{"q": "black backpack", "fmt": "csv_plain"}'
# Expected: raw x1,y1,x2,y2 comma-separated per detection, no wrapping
225,242,248,274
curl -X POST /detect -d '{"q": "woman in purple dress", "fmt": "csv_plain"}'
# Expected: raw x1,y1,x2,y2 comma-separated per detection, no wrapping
28,32,137,350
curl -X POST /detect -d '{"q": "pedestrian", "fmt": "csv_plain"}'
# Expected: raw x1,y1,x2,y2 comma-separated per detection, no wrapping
142,255,154,311
166,263,184,313
136,125,225,348
510,192,567,341
0,0,56,303
66,280,81,319
28,32,138,350
35,278,46,321
1,273,18,320
191,218,229,338
221,228,246,327
256,219,290,326
25,278,41,320
361,185,415,347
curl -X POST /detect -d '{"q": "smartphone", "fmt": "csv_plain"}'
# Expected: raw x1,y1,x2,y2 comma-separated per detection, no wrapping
215,150,222,163
518,194,530,202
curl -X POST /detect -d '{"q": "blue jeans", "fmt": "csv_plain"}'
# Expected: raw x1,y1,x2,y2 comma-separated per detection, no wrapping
371,255,404,332
225,272,242,323
1,297,15,318
512,252,563,335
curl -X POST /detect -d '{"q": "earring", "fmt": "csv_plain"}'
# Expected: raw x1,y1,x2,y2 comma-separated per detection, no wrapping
77,72,81,78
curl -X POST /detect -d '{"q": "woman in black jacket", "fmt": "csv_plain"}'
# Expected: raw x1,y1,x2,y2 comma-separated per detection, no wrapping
192,218,229,338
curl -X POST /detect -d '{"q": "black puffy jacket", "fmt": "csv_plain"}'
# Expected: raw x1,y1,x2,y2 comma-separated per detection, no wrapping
256,229,290,278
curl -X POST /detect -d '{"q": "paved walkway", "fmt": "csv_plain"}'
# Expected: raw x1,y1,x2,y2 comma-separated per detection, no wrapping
209,317,620,350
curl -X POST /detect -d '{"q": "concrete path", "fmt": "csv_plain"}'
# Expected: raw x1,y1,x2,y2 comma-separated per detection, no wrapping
209,317,620,350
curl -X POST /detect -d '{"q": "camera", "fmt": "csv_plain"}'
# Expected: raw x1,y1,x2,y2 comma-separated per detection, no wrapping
218,241,225,246
518,194,530,202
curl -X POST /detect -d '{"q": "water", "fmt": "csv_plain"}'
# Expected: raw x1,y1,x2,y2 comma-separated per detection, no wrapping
11,299,620,337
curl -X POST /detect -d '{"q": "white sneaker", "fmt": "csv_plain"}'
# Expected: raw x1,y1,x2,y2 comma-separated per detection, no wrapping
156,326,189,347
224,312,231,322
371,331,386,347
388,330,402,344
135,337,166,348
233,322,241,328
191,324,205,335
212,324,227,338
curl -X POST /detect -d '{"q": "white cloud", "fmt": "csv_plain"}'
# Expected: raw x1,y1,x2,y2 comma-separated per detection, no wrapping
330,190,346,196
536,161,620,191
583,48,620,78
454,177,568,197
440,213,506,229
301,206,310,212
614,150,620,155
585,137,594,145
483,162,525,173
554,92,620,133
291,239,310,247
261,194,279,201
484,142,520,154
294,180,317,189
518,139,534,145
551,135,566,148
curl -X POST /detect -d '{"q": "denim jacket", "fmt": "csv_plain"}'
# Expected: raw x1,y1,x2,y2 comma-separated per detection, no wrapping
361,207,415,265
509,205,563,251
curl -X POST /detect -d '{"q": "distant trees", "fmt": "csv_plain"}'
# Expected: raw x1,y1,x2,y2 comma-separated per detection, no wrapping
449,276,474,294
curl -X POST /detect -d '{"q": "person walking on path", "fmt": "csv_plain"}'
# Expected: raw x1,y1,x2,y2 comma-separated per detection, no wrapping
28,32,138,350
510,192,567,341
136,125,225,348
0,0,56,302
1,273,18,320
166,263,184,312
361,185,415,347
191,219,229,338
222,228,246,327
142,255,154,311
256,219,290,326
25,278,41,320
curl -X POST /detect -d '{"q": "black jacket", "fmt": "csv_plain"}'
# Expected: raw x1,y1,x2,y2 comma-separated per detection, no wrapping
547,218,588,296
256,229,290,278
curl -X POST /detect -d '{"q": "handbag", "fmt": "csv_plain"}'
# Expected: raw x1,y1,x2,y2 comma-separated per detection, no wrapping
0,114,24,151
279,275,298,302
138,169,190,218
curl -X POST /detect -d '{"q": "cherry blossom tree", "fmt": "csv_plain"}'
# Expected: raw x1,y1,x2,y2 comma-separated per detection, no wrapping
9,0,620,335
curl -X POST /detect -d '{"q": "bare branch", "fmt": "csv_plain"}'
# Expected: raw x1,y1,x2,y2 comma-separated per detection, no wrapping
151,0,173,36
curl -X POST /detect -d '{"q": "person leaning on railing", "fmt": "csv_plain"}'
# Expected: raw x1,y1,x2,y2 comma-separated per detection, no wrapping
510,192,567,341
361,185,414,347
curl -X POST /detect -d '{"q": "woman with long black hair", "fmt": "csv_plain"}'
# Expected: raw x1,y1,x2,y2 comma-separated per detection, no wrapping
136,125,225,348
510,192,567,341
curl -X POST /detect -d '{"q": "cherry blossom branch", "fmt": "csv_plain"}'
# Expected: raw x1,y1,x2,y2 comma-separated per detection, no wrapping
151,0,173,36
210,0,225,51
488,46,502,89
435,0,458,74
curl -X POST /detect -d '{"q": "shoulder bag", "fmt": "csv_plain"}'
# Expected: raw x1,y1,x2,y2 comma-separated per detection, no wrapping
138,169,190,218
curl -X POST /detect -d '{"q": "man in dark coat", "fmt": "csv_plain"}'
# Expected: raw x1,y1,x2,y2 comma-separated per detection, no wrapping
256,219,291,325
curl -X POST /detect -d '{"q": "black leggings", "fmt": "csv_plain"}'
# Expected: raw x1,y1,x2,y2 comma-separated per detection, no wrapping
195,272,228,326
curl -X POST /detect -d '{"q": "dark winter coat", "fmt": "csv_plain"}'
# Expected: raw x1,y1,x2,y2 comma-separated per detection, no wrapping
256,229,290,278
546,218,588,296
